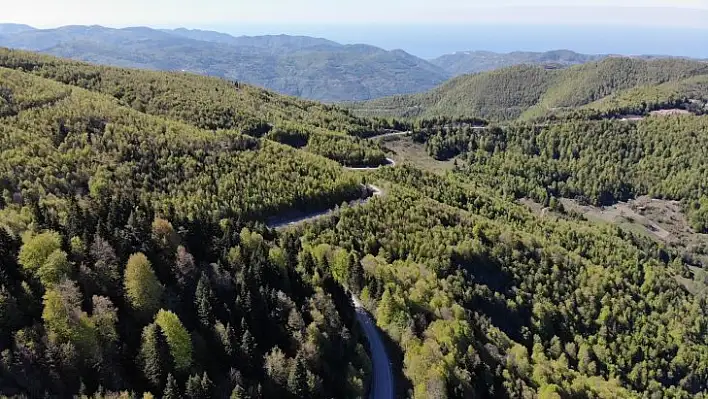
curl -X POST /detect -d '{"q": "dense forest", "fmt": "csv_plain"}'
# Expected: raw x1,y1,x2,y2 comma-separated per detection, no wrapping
0,48,400,168
348,57,708,122
414,116,708,232
2,49,708,399
298,169,708,398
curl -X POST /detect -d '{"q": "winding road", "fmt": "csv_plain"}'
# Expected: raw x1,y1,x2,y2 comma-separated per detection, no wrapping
266,184,383,229
345,157,397,171
266,139,398,398
353,295,395,399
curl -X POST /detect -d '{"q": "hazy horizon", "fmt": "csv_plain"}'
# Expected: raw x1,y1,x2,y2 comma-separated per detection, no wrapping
4,21,706,60
202,23,708,59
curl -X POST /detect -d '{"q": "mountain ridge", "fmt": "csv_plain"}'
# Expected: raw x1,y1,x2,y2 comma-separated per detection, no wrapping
348,57,708,121
0,24,449,101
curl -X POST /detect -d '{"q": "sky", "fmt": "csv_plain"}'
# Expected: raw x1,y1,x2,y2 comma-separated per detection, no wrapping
2,0,707,58
3,0,708,29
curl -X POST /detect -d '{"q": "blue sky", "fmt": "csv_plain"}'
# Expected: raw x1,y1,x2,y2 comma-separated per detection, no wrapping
4,0,708,29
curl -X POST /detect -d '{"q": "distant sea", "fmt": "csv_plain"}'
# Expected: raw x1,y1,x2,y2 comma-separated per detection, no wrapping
204,23,708,59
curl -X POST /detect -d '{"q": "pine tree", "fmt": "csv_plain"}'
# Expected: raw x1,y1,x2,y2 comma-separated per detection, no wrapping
163,373,180,399
195,273,214,329
139,323,173,390
185,373,204,399
155,309,193,372
240,322,256,361
230,383,246,399
200,372,213,398
185,372,212,399
348,253,364,294
287,354,308,397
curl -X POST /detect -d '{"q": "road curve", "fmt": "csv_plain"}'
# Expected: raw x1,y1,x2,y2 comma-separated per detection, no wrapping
345,157,396,171
352,295,394,399
266,184,383,229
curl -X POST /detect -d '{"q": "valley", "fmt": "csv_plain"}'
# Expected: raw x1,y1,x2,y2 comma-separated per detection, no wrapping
1,23,708,399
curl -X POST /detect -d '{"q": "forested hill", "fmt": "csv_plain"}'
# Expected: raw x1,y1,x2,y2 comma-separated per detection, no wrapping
0,24,449,102
0,50,379,397
430,49,604,76
0,48,399,167
348,57,708,121
2,49,708,399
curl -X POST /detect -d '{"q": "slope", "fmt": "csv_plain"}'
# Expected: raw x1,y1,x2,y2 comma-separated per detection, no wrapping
0,62,372,398
430,49,603,76
0,47,395,167
0,24,449,101
349,57,708,121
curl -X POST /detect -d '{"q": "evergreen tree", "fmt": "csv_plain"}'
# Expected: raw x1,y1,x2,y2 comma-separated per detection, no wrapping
287,354,308,398
139,323,173,391
162,374,180,399
230,383,246,399
185,373,204,399
185,372,212,399
348,253,364,294
195,273,214,330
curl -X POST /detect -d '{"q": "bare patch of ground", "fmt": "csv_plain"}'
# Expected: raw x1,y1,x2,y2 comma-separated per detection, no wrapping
559,196,677,242
650,109,691,116
557,196,704,244
382,137,457,174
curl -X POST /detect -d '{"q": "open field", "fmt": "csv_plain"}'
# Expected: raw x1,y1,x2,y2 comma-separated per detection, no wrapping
382,137,457,174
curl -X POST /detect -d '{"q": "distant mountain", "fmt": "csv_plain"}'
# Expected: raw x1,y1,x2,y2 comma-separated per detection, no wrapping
348,57,708,121
430,49,605,76
0,24,449,101
0,23,35,36
164,28,340,52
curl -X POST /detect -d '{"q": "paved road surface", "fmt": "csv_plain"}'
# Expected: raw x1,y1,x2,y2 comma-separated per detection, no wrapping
352,295,394,399
365,131,411,140
267,184,383,229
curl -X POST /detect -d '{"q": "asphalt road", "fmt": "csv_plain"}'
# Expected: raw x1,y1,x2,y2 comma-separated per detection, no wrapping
366,131,411,140
352,295,394,399
267,184,383,229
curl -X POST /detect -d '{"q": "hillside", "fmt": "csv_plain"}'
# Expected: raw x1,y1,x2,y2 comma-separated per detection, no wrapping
0,24,449,101
0,52,382,398
2,49,708,399
350,57,708,121
0,48,396,167
430,49,603,76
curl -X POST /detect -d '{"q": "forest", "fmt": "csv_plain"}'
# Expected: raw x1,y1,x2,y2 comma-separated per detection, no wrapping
348,57,708,122
1,49,708,399
415,116,708,232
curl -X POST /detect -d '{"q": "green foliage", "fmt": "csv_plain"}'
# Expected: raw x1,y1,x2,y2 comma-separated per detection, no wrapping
139,323,173,391
42,280,98,359
350,57,708,122
415,117,708,216
162,374,180,399
37,249,71,287
690,198,708,233
300,173,708,398
18,230,62,272
124,253,163,317
430,49,601,76
288,355,308,397
154,309,193,373
0,50,375,399
305,134,387,167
